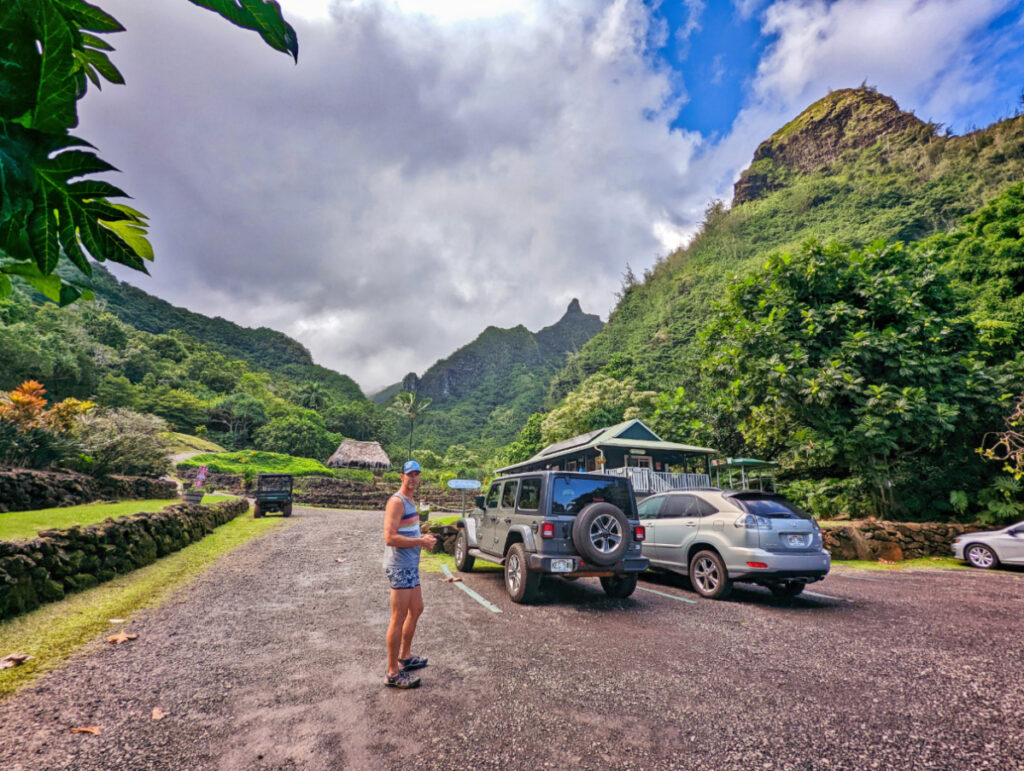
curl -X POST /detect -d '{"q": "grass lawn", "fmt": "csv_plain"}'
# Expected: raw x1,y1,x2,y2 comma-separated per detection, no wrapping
0,513,289,698
428,514,460,527
160,431,225,454
0,496,234,542
832,557,968,571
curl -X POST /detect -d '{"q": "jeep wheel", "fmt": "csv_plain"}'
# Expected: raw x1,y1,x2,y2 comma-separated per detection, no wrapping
454,529,475,572
572,503,629,566
769,581,804,598
689,550,732,600
253,503,263,519
505,543,540,603
600,573,638,599
282,503,293,517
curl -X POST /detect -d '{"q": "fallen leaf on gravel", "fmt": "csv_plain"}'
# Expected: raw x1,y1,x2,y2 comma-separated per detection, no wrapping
151,707,168,720
106,631,138,644
335,558,344,563
70,726,101,735
0,653,34,669
442,576,463,583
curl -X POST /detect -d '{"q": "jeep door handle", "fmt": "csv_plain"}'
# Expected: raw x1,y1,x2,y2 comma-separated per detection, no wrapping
686,522,697,527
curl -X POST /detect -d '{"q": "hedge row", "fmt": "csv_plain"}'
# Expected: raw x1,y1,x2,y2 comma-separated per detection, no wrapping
0,469,178,513
0,498,249,621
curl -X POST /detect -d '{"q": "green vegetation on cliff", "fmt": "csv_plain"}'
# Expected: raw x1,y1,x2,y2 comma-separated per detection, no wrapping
531,88,1024,522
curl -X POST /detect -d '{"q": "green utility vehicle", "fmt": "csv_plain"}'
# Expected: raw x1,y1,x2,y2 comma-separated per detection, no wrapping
253,473,293,518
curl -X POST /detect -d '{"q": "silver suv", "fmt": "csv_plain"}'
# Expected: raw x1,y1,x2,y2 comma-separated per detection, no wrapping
454,471,649,603
637,489,829,599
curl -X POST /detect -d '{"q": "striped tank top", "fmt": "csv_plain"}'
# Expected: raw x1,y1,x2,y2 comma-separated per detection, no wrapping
383,493,421,569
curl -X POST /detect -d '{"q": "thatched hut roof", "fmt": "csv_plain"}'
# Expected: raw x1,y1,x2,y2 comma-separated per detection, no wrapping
327,440,391,470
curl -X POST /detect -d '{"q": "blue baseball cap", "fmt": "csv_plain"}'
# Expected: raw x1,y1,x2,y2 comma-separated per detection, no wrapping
402,460,421,474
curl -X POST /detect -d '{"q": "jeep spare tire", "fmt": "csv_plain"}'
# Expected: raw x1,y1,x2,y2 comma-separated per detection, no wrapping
572,502,629,565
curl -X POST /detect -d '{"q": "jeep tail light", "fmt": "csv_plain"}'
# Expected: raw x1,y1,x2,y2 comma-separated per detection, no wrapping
540,521,556,539
747,561,768,568
633,525,646,542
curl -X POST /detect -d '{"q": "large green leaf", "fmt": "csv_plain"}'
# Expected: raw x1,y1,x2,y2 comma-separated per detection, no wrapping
75,45,123,87
0,122,38,222
38,147,117,181
1,259,62,301
188,0,298,61
0,5,41,121
51,0,124,34
30,0,79,132
28,185,59,273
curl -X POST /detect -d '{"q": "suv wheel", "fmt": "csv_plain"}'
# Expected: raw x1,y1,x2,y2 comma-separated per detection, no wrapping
282,503,293,517
253,503,263,519
572,503,630,566
689,550,732,600
600,573,638,599
454,529,475,572
769,581,804,598
505,543,540,603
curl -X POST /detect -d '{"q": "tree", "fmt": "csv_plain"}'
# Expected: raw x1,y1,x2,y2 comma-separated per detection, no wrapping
387,391,432,461
252,412,335,460
298,381,328,411
209,391,267,438
71,407,170,476
540,374,657,444
0,0,297,305
703,239,1023,517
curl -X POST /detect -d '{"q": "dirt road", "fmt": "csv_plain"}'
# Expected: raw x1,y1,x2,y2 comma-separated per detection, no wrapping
1,506,1022,770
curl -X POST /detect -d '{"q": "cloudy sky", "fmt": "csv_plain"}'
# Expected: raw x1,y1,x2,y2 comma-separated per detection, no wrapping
78,0,1024,394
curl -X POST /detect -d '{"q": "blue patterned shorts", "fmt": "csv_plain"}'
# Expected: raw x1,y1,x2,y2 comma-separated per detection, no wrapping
385,566,421,590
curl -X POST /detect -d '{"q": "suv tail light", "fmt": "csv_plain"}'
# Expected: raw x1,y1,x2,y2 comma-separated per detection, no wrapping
735,514,772,530
633,525,646,542
540,521,556,539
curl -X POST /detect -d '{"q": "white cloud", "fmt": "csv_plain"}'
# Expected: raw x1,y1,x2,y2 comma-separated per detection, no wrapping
81,0,703,393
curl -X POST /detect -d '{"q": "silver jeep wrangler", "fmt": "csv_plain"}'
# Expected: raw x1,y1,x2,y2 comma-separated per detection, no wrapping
453,471,649,603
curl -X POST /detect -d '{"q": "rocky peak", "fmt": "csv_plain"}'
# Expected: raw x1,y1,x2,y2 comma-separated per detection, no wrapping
733,88,927,205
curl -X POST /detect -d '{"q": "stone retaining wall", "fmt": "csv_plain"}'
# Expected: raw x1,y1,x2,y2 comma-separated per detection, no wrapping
425,520,986,563
176,471,470,512
820,519,984,561
0,470,178,513
0,498,249,620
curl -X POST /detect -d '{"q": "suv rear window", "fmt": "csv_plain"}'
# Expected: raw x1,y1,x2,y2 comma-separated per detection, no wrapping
550,475,633,516
733,494,810,520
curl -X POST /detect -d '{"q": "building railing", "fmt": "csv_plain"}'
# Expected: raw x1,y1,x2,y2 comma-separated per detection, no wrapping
603,467,711,494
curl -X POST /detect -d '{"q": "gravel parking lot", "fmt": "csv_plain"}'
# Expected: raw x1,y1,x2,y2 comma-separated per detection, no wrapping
1,507,1022,770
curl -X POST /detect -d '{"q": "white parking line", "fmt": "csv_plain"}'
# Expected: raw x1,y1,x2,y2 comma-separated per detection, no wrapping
441,565,502,614
637,586,698,604
802,590,847,601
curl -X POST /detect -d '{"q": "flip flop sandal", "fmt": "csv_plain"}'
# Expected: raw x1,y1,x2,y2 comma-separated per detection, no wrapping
399,655,428,671
385,670,421,689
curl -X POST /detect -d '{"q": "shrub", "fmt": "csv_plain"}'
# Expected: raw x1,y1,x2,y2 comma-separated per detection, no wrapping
252,412,335,460
71,408,171,477
0,420,78,470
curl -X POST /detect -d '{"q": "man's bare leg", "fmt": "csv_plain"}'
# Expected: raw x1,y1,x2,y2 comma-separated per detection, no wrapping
387,588,413,677
399,585,424,660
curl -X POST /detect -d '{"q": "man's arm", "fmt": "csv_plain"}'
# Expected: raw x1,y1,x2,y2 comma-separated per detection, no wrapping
383,497,436,548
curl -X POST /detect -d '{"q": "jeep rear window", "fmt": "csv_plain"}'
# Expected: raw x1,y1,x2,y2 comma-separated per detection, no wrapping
550,476,633,516
733,494,810,520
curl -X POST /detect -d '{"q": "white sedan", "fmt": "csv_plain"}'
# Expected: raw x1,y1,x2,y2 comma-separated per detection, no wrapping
952,521,1024,569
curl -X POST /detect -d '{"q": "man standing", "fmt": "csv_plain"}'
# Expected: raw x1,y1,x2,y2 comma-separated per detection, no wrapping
383,460,436,688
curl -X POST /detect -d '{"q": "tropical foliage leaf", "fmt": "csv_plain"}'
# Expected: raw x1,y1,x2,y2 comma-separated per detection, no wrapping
0,0,298,303
187,0,298,61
